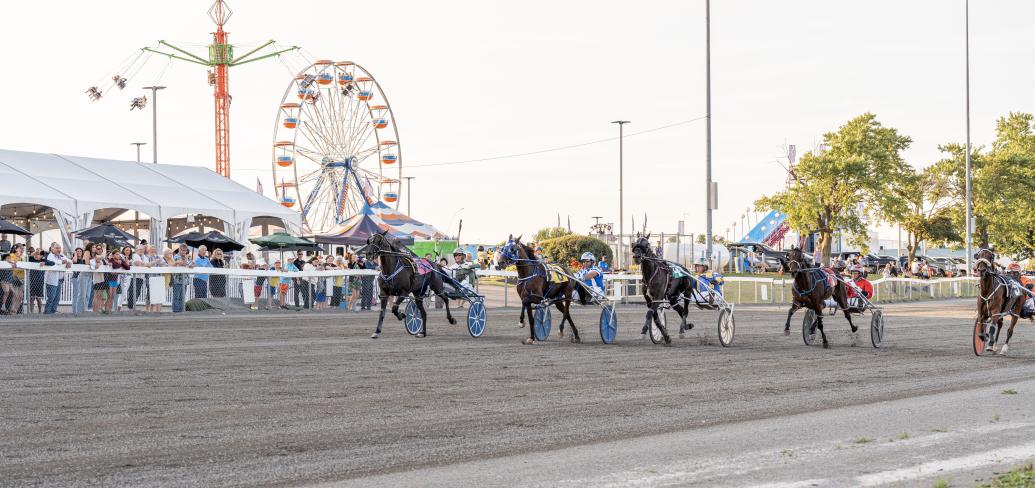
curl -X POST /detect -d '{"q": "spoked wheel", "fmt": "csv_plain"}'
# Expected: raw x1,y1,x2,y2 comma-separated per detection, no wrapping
973,320,991,356
467,299,487,338
649,309,667,344
404,299,424,336
717,307,735,347
869,310,884,349
533,306,552,341
599,305,618,344
802,309,817,346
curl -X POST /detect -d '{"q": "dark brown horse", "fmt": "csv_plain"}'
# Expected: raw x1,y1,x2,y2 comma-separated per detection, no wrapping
783,247,855,347
496,235,585,344
630,235,696,345
363,231,456,339
973,248,1026,355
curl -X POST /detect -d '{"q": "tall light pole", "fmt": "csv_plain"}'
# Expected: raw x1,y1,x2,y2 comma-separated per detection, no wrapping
612,120,630,271
964,0,974,272
142,86,166,164
130,142,147,163
704,0,715,264
402,176,416,216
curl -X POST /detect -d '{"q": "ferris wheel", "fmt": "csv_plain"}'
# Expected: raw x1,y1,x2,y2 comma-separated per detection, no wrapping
272,60,402,235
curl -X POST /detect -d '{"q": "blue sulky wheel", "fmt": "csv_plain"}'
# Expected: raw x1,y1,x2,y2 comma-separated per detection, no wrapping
404,299,423,336
534,306,552,341
467,299,487,338
599,304,618,344
802,309,817,346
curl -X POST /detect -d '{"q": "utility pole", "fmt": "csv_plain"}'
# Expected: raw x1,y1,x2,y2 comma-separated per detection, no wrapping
131,142,146,240
402,176,415,216
611,120,631,271
142,86,165,163
964,0,974,271
704,0,715,264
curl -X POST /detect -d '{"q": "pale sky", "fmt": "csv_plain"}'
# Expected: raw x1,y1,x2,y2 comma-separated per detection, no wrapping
2,0,1032,243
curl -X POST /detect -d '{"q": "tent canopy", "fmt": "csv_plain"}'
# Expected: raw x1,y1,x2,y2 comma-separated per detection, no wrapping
367,201,446,240
0,149,302,243
315,212,415,246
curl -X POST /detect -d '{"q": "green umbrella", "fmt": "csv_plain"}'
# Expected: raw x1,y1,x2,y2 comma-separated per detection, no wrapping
248,232,319,250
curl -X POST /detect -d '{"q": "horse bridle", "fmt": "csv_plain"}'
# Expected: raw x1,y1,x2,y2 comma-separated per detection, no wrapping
499,240,546,284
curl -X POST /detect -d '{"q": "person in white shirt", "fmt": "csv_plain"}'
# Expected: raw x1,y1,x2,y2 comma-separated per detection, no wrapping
44,242,72,314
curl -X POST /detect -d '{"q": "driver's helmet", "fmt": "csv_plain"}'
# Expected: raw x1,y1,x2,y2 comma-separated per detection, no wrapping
453,248,465,257
694,257,709,269
849,264,865,274
580,252,596,262
1007,262,1022,273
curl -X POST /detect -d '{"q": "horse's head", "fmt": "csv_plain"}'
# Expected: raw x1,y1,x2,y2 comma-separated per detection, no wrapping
365,230,400,257
631,233,653,264
496,234,525,269
786,247,805,274
974,247,997,277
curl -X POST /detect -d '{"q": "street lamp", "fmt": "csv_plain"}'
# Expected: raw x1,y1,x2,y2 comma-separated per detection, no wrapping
402,176,416,216
611,120,630,270
964,0,974,271
704,0,714,265
130,142,147,163
142,86,166,164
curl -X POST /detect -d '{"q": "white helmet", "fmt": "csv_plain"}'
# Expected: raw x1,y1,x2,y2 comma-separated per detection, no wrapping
580,252,596,262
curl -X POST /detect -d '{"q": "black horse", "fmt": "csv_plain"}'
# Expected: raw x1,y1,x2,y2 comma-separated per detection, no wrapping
630,235,697,345
782,247,854,347
496,235,585,344
363,231,456,339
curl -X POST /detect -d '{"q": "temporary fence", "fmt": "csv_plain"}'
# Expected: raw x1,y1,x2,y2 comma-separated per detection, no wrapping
0,261,978,318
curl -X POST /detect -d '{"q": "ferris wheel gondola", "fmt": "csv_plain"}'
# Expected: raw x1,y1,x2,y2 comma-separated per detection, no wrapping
272,61,402,235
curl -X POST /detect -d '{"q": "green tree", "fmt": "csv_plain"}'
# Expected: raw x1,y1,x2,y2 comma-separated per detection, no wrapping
539,234,612,265
895,165,961,269
534,226,571,242
755,114,913,265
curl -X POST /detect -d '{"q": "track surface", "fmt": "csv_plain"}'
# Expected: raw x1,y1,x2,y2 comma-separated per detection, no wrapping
2,300,1034,487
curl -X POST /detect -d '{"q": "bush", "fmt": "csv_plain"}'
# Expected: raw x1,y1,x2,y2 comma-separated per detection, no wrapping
535,227,571,242
539,234,612,265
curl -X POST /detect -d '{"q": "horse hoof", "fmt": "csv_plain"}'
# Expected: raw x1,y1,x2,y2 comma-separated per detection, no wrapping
448,318,457,325
370,333,380,339
518,323,525,329
640,333,647,340
523,338,535,345
783,328,790,336
822,342,830,349
850,326,859,333
663,340,673,347
679,331,686,339
686,323,695,331
999,344,1009,355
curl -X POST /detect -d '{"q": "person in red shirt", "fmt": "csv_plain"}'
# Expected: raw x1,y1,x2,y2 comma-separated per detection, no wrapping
846,264,873,312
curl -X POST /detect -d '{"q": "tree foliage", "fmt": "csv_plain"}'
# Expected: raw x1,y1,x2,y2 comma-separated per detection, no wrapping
894,165,962,268
534,227,571,242
539,234,612,265
755,114,913,264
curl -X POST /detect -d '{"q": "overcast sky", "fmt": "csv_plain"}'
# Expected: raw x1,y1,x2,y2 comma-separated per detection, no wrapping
2,1,1032,243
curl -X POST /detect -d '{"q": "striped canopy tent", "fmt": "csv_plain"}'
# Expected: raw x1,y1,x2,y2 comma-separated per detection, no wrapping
314,208,414,246
367,201,446,240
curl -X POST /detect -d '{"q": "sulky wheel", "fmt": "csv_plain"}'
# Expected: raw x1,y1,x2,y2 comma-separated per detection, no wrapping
404,299,423,336
717,307,735,347
599,305,618,344
467,299,487,338
649,309,667,344
869,309,884,349
802,309,817,346
533,306,552,341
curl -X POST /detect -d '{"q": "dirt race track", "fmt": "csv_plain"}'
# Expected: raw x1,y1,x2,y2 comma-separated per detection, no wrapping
3,299,1035,487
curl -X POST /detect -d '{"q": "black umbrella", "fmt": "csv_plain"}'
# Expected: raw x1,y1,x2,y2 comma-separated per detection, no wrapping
74,223,137,249
184,231,244,253
0,218,32,236
165,231,206,245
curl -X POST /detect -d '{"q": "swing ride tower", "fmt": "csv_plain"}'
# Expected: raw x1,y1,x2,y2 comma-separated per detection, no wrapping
142,0,297,178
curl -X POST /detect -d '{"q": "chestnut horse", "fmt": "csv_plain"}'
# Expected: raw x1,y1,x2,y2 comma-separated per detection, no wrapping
973,248,1026,355
496,235,585,344
783,247,855,347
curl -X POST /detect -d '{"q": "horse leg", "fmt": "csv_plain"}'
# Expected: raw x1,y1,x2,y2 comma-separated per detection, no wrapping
391,295,405,320
522,298,537,345
835,290,857,333
1000,313,1020,355
372,293,390,339
652,302,672,345
519,305,526,328
817,312,829,348
784,302,801,335
557,299,580,343
640,293,652,338
681,295,695,331
672,297,688,338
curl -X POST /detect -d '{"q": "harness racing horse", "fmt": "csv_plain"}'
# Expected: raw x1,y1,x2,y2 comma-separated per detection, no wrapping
973,248,1026,355
363,231,457,339
630,235,696,345
496,235,586,344
782,247,854,347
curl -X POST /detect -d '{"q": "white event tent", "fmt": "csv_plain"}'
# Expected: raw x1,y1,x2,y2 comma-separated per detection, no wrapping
0,148,300,248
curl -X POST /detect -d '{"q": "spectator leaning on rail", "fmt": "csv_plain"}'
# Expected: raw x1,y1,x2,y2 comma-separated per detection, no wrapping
193,245,213,299
450,249,479,291
170,244,194,313
44,242,73,314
